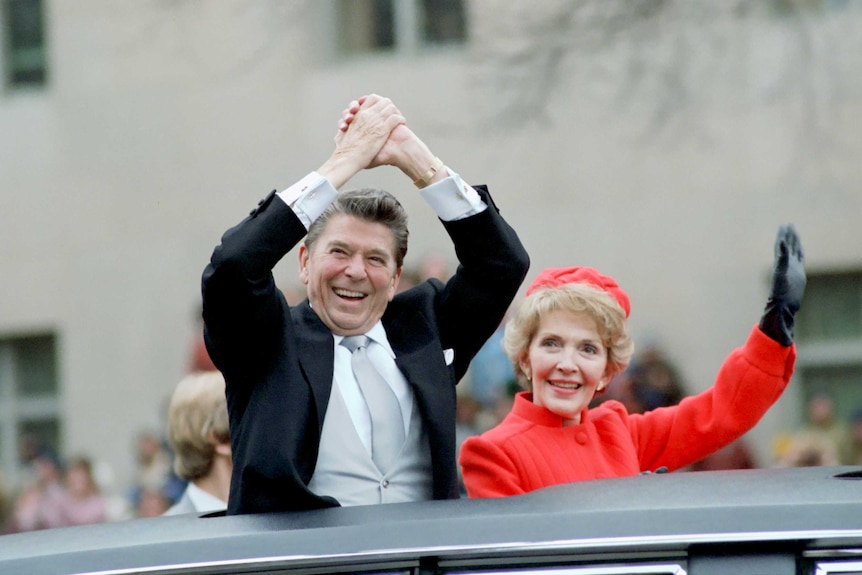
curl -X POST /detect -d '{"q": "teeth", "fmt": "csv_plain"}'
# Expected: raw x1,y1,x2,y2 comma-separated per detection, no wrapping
551,382,582,390
334,288,365,298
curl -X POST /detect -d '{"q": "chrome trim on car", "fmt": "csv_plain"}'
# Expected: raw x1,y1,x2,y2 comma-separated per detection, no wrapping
807,550,862,559
68,529,862,575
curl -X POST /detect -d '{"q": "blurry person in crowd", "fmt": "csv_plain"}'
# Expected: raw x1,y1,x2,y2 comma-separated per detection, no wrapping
594,341,686,415
417,250,450,282
164,371,232,515
129,430,184,510
467,317,518,411
775,392,852,467
455,394,482,496
472,379,521,434
16,433,44,471
592,369,645,415
775,436,838,467
624,345,686,412
456,395,482,448
10,450,66,531
59,456,107,526
11,453,108,531
394,267,422,294
460,225,805,497
395,253,449,296
0,470,11,533
688,438,758,471
804,393,853,464
201,94,528,514
136,487,171,518
133,431,172,492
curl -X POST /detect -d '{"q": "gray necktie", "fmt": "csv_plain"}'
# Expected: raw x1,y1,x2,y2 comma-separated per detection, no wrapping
340,335,405,473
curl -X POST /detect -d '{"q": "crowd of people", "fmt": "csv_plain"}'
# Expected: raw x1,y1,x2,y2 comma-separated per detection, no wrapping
0,387,226,532
1,93,860,531
1,444,110,533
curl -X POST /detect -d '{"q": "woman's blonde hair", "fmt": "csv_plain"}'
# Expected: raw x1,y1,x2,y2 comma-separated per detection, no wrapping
167,371,229,481
503,283,635,391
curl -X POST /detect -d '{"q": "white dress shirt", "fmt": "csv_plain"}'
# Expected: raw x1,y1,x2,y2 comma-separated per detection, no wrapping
333,322,410,451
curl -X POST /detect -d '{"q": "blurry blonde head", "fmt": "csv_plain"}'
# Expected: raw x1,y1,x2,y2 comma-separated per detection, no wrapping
167,371,229,481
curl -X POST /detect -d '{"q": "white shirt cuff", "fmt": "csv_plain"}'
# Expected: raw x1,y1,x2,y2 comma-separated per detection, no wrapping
420,168,487,222
276,172,338,229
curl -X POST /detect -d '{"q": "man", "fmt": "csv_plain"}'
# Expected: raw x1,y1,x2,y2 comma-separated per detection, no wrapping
163,371,232,516
202,95,529,514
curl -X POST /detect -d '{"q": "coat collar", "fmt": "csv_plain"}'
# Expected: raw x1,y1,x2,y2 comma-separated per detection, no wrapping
293,301,337,429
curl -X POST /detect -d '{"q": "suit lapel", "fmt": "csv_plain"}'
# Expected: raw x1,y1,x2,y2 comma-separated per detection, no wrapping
384,310,452,426
394,346,453,435
386,309,457,497
292,302,336,431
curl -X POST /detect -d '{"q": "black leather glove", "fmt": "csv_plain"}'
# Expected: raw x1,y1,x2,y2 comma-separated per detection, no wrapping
759,224,806,346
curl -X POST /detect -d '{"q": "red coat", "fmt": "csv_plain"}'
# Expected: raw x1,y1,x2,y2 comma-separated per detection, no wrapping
459,326,795,498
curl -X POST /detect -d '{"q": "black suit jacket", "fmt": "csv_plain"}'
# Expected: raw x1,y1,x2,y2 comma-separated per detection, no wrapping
202,186,529,514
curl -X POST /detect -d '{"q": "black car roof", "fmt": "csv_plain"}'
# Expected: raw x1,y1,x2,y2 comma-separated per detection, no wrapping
1,466,861,575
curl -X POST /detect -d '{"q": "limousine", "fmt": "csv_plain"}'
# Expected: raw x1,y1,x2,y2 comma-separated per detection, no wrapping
0,465,860,575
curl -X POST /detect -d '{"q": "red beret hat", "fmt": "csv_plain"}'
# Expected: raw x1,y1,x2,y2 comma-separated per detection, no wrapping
526,266,631,318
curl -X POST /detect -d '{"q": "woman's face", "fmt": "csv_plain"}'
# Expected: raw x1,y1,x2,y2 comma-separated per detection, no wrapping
521,309,609,426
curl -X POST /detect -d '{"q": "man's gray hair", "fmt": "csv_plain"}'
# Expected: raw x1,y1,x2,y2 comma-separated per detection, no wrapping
305,188,409,268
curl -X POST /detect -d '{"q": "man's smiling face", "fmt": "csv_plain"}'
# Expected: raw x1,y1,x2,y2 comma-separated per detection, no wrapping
299,214,401,336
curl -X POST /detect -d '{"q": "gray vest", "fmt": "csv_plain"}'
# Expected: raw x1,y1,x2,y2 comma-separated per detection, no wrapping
308,380,434,506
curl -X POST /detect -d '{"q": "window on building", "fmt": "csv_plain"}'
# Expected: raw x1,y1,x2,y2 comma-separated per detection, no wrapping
420,0,466,45
0,333,61,486
337,0,395,53
336,0,466,55
1,0,48,88
795,271,862,423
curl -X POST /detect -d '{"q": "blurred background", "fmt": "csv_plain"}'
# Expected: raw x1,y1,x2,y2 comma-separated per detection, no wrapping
1,0,861,526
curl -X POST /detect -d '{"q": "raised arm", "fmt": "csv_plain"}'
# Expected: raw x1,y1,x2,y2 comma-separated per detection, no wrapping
632,224,806,471
202,96,405,374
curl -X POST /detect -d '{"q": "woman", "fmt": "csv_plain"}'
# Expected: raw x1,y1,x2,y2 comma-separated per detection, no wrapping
459,225,805,498
164,370,232,515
